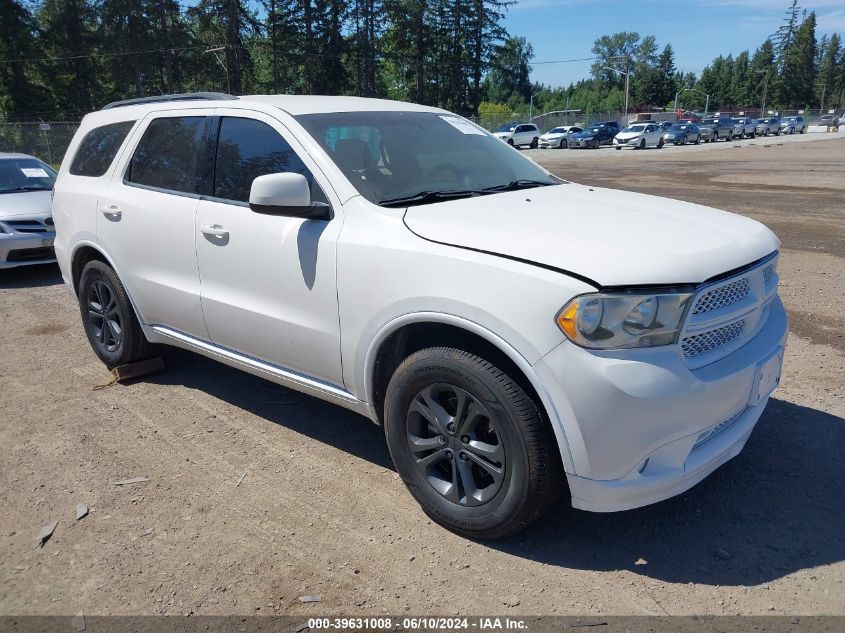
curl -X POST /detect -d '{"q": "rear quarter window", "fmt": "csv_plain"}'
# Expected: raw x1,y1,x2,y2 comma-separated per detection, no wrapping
69,120,135,177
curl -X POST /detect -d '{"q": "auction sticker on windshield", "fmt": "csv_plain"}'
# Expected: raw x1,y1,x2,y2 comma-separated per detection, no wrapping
21,168,50,178
439,115,485,135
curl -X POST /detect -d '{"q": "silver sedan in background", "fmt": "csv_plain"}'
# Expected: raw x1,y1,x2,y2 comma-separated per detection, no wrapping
0,153,57,269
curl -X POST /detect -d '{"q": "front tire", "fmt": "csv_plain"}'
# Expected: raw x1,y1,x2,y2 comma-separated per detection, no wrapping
78,260,157,368
384,347,561,539
559,138,567,149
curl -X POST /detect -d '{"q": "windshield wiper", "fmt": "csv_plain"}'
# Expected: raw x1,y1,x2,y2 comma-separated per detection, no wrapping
378,190,485,208
482,179,556,193
0,186,52,193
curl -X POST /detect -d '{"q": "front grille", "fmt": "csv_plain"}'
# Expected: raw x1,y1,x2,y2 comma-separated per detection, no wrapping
692,277,750,315
5,220,51,233
6,246,55,262
682,319,746,357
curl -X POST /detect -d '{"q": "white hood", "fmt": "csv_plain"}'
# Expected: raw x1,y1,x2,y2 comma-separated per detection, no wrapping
403,184,779,287
0,190,53,219
615,132,642,141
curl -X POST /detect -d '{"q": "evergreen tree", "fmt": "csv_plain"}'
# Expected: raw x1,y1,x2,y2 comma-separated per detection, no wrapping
779,11,816,107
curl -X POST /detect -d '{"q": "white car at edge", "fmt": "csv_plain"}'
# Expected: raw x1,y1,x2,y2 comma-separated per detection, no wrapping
614,122,665,149
53,93,787,538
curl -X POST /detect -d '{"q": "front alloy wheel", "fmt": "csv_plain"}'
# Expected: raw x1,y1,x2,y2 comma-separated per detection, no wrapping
385,347,561,539
405,384,505,506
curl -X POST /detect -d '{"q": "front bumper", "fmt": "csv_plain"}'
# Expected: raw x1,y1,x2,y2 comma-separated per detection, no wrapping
533,296,788,512
0,232,57,269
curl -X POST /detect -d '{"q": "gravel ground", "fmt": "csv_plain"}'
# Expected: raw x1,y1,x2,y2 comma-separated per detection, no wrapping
1,134,843,618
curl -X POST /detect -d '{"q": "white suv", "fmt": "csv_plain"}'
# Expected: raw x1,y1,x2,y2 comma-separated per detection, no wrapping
54,93,787,538
492,122,540,148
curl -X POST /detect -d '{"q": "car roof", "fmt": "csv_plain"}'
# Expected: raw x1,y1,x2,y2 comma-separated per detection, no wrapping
81,94,450,127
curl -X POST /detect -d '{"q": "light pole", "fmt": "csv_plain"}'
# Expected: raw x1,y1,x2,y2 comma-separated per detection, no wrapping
602,62,630,123
675,87,710,118
529,90,544,122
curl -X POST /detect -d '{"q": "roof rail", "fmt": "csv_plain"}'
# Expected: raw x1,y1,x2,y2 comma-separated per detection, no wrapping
101,92,237,110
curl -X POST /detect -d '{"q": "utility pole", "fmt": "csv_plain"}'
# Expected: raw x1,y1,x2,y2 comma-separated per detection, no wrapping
757,68,770,116
623,56,630,124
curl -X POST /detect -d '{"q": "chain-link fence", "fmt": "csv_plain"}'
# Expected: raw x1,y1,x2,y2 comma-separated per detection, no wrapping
0,122,80,168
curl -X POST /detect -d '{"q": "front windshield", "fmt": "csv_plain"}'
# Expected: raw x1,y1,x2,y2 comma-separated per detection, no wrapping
669,124,687,131
622,124,646,133
585,127,603,134
548,127,567,134
295,111,561,206
0,157,57,193
496,124,517,132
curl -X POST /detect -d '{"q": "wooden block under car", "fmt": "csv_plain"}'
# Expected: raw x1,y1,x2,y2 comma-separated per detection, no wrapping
110,356,165,382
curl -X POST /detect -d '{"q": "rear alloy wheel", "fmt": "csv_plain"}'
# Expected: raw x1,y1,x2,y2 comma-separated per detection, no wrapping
530,137,539,149
657,138,664,149
78,260,157,368
695,135,701,145
385,347,561,539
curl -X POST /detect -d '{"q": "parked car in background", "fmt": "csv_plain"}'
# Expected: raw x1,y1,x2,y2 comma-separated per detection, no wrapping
53,93,787,538
569,125,616,148
755,117,781,136
614,122,664,149
698,116,734,141
779,116,805,134
663,123,701,145
538,125,582,149
589,120,619,133
0,153,58,269
493,123,540,148
658,121,673,133
818,114,835,127
732,117,757,139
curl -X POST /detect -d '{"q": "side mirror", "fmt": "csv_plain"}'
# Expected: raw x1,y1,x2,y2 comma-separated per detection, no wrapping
249,172,331,220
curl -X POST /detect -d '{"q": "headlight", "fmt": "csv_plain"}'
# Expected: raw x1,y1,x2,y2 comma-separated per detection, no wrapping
556,291,693,349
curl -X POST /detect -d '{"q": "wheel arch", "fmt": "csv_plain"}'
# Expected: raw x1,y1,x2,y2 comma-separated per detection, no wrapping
70,242,147,328
364,313,575,473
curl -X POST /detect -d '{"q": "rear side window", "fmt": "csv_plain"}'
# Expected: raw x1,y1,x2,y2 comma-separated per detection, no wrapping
69,121,135,177
213,117,314,204
127,116,210,194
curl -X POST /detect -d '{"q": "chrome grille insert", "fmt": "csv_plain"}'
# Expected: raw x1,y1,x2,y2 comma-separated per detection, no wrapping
682,319,746,357
692,276,750,315
762,263,775,286
693,409,746,450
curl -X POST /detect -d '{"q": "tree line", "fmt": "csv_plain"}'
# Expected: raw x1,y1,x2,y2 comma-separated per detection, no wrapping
0,0,515,120
1,0,843,122
524,2,844,119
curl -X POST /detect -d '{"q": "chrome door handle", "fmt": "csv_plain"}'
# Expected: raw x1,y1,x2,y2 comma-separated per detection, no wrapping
100,204,122,221
200,224,229,239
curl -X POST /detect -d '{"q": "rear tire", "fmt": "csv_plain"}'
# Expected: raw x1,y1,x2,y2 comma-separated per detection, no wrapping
384,347,562,539
695,135,701,145
78,260,158,368
530,137,539,149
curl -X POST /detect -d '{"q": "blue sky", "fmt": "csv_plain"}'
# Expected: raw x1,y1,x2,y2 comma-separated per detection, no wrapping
503,0,845,88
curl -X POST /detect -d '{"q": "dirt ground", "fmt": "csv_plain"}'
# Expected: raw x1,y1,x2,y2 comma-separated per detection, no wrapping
1,136,843,618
